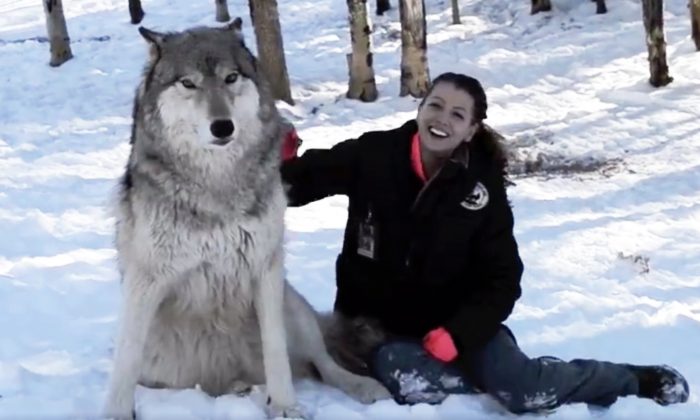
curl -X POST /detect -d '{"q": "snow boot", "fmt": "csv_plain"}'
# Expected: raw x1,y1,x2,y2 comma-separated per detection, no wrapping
626,364,689,406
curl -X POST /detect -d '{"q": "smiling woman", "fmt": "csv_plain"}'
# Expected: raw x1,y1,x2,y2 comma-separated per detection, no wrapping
415,73,488,178
280,72,689,414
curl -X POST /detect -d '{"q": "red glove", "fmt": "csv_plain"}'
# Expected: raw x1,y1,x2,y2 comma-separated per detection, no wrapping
423,327,458,363
281,127,301,162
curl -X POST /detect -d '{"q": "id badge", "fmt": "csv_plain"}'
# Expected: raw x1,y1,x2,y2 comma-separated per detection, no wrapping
357,221,377,259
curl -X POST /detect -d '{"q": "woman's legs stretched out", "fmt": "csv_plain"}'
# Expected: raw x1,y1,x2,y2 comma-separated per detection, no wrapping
370,327,688,413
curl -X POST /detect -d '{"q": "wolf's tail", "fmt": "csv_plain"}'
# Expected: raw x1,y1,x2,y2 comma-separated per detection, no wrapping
317,313,388,377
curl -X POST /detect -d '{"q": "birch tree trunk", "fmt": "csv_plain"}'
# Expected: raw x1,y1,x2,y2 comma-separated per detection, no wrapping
248,0,294,104
215,0,231,22
692,0,700,51
346,0,378,102
43,0,73,67
642,0,673,87
399,0,430,98
128,0,145,24
531,0,551,15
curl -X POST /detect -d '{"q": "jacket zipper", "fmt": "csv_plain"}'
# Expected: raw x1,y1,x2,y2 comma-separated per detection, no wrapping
409,147,470,213
405,167,443,268
410,166,442,214
405,148,470,268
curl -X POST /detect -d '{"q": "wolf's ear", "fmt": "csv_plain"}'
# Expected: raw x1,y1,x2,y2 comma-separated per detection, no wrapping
138,27,166,46
225,17,245,43
226,17,243,32
138,27,166,63
229,17,243,31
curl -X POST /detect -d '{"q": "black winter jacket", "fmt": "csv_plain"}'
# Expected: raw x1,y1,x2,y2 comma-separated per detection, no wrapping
281,120,523,356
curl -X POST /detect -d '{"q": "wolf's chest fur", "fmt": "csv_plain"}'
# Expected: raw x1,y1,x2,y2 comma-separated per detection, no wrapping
122,186,286,320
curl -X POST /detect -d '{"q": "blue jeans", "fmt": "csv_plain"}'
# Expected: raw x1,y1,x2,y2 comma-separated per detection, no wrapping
370,327,639,413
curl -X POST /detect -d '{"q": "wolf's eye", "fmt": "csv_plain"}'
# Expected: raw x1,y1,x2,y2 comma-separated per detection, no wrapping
180,79,197,89
224,73,239,84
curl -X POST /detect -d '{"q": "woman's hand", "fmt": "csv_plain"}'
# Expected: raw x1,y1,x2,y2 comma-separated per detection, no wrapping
423,327,458,362
282,126,301,161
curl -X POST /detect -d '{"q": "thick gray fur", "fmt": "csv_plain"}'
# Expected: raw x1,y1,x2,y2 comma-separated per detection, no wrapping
104,23,389,420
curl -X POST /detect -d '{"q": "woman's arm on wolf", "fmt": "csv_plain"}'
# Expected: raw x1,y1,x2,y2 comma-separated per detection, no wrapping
280,137,361,207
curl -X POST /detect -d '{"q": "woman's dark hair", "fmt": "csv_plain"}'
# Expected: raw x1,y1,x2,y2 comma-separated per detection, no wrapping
422,72,488,122
422,72,509,175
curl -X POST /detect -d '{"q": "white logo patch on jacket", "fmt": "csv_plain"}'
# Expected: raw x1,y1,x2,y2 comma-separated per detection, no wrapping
460,182,489,211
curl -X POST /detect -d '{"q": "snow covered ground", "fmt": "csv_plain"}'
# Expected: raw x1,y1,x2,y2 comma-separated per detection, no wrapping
1,0,698,418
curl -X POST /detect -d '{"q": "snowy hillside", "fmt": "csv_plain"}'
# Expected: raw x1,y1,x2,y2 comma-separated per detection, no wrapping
0,0,698,418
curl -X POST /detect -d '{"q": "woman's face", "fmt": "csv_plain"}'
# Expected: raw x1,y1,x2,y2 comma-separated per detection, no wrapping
417,82,478,158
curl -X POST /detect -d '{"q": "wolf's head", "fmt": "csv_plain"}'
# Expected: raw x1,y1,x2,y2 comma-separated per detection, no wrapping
131,20,279,167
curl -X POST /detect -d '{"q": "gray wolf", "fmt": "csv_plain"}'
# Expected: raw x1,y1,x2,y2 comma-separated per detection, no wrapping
103,21,389,419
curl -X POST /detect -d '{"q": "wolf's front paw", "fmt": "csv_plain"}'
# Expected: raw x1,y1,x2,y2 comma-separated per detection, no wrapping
344,375,392,404
103,392,136,420
103,404,135,420
265,401,306,419
228,379,254,396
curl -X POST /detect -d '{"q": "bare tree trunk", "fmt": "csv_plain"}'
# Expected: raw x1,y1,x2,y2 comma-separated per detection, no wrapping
248,0,294,105
43,0,73,67
692,0,700,51
531,0,551,15
595,0,607,14
215,0,231,22
376,0,391,15
590,0,607,15
451,0,460,24
128,0,145,24
642,0,673,87
399,0,430,97
346,0,378,102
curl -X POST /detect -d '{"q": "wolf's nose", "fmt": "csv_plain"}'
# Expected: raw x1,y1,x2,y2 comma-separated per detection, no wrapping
210,119,234,138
